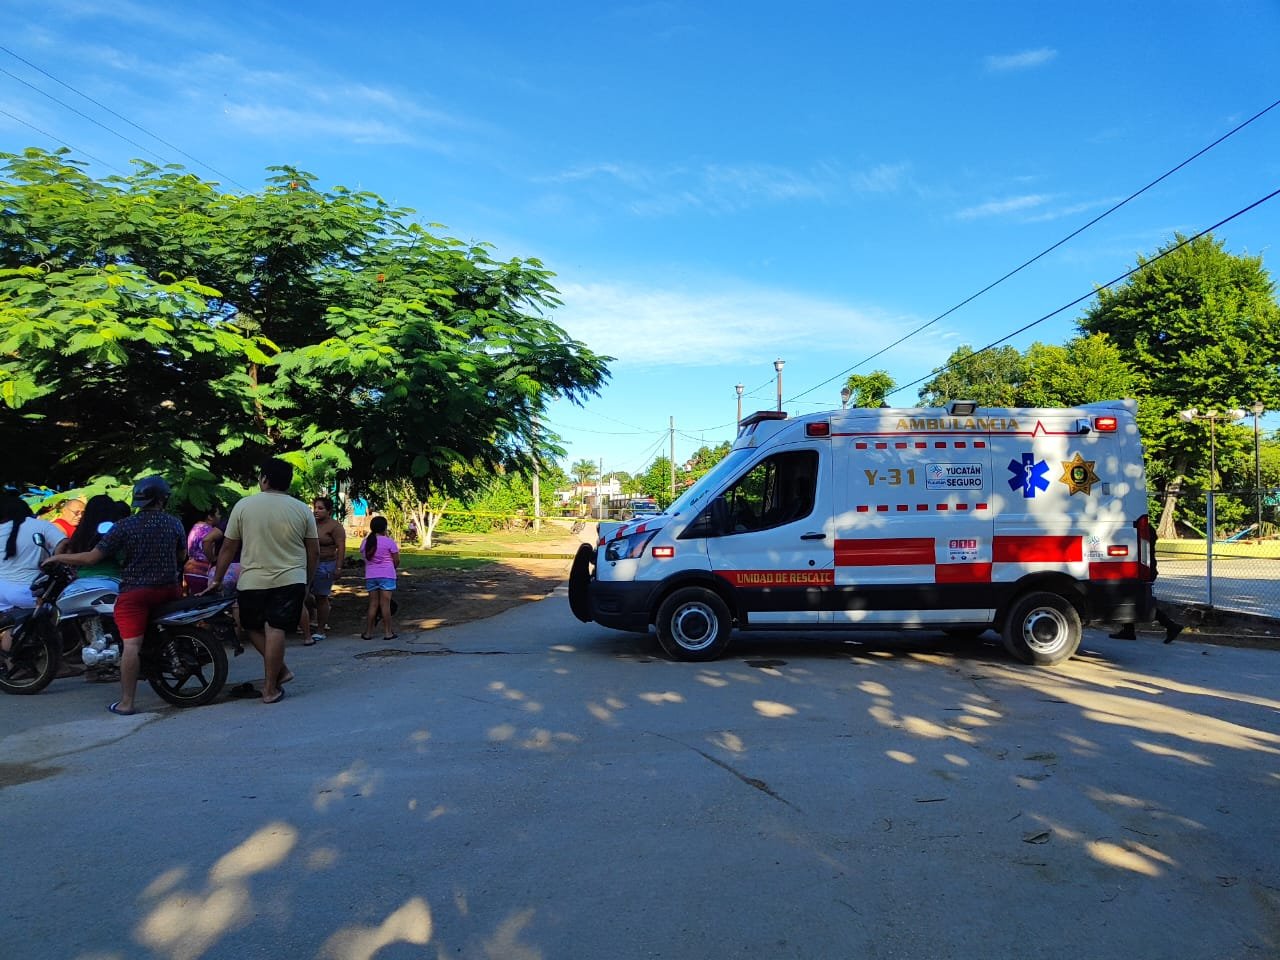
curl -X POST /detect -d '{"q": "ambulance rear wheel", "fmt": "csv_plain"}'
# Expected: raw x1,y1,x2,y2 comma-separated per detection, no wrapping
1002,591,1081,665
655,588,732,661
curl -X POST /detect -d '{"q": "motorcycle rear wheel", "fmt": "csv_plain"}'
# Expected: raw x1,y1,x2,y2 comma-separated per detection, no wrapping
0,621,61,694
146,627,228,707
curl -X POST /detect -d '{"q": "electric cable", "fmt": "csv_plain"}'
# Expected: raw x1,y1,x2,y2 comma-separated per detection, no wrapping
789,96,1280,404
0,106,127,175
0,64,171,164
886,186,1280,400
0,45,249,190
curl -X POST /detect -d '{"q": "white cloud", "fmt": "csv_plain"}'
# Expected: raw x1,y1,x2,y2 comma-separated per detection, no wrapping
552,280,938,370
220,104,416,145
543,159,910,217
955,194,1050,220
984,48,1058,72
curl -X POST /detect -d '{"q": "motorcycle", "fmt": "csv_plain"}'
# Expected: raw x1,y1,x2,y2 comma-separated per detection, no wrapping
0,533,234,705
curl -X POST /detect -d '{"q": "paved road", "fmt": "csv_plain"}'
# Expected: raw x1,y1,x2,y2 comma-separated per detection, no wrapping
1158,556,1280,619
3,593,1278,959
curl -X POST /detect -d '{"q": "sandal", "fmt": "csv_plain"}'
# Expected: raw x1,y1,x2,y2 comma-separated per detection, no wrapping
384,633,399,641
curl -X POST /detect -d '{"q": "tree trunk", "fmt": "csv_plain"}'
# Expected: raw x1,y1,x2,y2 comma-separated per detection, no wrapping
1156,454,1189,539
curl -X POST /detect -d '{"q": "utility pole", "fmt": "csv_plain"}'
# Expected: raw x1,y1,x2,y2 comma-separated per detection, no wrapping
530,418,541,532
598,456,604,520
669,416,676,500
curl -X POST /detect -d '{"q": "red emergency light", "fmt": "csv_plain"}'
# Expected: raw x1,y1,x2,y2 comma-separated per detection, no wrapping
652,546,675,559
806,422,831,438
1094,416,1118,432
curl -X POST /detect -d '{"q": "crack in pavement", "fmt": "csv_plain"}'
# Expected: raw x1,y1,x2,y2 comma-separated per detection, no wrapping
649,731,798,810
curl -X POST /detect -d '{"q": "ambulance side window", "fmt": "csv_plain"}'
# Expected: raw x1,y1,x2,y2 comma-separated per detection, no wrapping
713,450,818,536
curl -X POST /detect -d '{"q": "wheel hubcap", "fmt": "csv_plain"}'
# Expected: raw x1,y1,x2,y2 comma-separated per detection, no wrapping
672,603,717,650
1022,608,1067,653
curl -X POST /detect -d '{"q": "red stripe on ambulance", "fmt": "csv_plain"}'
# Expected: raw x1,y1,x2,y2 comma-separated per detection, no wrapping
835,538,934,566
993,535,1081,563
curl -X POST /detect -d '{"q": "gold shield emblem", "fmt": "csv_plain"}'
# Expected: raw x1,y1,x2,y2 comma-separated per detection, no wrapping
1059,452,1100,496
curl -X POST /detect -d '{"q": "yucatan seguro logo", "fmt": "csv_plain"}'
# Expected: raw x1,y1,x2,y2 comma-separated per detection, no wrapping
926,463,983,490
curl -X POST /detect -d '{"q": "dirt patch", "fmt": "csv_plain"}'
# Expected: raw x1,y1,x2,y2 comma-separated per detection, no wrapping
1161,602,1280,651
319,554,575,639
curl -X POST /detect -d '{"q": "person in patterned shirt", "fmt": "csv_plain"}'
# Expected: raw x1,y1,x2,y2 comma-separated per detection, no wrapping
52,476,186,715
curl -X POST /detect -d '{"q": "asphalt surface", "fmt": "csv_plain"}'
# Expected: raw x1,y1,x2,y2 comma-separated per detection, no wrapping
2,591,1279,960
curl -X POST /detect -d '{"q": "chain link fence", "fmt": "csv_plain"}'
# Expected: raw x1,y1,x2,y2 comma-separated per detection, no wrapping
1155,487,1280,619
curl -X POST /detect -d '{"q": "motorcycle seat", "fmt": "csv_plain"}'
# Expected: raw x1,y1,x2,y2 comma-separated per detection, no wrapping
151,594,232,619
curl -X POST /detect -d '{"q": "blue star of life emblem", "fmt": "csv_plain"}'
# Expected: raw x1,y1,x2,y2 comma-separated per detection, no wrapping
1008,453,1050,498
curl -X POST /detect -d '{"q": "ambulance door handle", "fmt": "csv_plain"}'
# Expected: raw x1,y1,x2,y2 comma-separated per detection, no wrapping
800,532,827,541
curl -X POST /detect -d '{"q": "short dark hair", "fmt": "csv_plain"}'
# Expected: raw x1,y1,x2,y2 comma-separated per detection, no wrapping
260,459,294,492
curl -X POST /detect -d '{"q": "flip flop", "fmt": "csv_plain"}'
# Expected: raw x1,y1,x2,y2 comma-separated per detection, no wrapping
107,701,135,716
262,687,286,704
229,681,260,699
384,633,399,641
302,637,317,646
359,633,372,641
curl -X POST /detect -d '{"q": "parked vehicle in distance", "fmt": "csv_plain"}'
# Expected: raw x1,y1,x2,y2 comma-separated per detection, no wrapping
629,499,660,520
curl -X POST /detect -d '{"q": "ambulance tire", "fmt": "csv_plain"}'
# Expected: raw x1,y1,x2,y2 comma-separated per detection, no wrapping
1002,591,1082,665
655,588,732,662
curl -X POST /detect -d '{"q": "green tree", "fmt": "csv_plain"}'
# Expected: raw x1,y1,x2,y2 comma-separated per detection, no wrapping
1019,335,1135,407
638,456,675,505
916,345,1028,408
1078,233,1280,537
0,148,610,512
843,370,894,408
570,459,599,487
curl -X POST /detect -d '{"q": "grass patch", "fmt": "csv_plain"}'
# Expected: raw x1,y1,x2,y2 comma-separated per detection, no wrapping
343,550,494,572
1159,538,1280,560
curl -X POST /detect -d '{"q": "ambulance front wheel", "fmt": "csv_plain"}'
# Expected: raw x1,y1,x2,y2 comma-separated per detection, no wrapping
1002,591,1082,665
655,588,732,661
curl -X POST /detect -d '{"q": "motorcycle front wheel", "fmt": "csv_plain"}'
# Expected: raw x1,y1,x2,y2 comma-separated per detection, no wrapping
146,627,228,707
0,620,61,694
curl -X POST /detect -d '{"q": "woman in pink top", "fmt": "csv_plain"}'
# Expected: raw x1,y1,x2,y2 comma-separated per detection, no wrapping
360,516,399,640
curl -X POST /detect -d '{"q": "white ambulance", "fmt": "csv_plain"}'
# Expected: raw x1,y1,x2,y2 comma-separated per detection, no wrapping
569,400,1156,665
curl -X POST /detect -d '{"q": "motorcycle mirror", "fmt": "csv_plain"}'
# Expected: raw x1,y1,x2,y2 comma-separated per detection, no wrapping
97,521,114,535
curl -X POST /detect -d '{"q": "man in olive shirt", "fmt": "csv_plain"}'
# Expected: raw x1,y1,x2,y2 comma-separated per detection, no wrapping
208,459,318,703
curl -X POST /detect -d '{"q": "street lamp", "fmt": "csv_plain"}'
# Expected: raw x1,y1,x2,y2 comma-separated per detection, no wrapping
773,358,785,413
1179,407,1247,494
1253,401,1266,532
840,385,852,410
735,382,744,424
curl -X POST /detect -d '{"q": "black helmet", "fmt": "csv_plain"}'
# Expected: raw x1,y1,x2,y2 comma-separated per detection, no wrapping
131,475,171,508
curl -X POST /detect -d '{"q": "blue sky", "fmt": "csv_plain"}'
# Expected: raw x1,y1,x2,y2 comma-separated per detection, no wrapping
5,1,1280,480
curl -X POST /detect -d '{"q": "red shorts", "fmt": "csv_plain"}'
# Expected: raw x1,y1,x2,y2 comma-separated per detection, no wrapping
113,584,183,639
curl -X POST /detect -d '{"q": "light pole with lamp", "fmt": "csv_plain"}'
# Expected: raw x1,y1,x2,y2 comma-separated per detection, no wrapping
774,359,785,413
1180,407,1244,609
1253,401,1265,532
735,383,744,425
840,385,852,410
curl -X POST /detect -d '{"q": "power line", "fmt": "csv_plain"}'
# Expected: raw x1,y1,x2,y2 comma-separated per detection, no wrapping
887,186,1280,400
789,96,1280,404
0,45,249,190
0,63,170,164
0,106,127,175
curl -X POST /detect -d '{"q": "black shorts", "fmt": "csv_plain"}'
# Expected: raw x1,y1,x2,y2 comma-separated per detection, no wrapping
236,583,307,632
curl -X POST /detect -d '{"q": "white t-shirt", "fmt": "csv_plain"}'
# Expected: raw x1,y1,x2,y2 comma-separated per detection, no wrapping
0,517,66,610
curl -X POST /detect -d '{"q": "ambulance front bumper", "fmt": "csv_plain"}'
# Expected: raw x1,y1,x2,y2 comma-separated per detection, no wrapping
588,580,660,633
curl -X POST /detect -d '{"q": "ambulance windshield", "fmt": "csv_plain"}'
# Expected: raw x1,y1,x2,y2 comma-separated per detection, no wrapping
667,448,753,516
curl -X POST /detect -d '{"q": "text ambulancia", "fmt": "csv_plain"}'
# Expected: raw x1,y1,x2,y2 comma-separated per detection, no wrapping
569,400,1156,665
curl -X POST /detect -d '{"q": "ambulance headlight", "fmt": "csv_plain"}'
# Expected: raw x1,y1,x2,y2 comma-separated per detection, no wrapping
605,531,658,562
